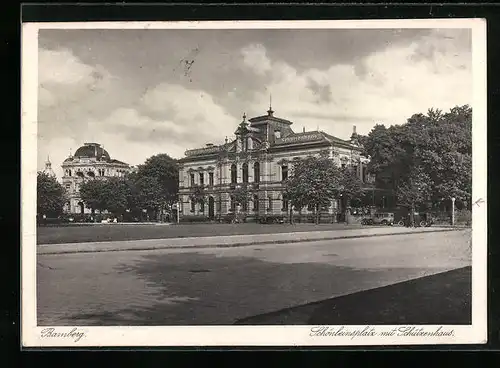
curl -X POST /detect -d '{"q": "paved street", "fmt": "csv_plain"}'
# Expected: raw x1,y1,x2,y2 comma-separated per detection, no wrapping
37,230,471,326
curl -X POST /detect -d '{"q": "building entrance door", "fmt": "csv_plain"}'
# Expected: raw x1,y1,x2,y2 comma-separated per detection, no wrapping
208,196,215,219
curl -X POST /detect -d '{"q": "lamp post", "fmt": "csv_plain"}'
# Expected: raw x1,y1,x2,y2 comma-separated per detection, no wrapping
176,201,180,224
451,197,456,226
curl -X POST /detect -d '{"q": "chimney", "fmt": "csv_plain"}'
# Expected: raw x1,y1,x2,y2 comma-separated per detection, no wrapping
353,125,357,134
303,127,305,133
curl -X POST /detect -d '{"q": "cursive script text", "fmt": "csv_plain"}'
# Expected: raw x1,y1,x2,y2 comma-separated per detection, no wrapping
40,328,86,342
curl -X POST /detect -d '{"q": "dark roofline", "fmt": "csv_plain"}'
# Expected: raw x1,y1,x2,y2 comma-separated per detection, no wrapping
248,115,293,125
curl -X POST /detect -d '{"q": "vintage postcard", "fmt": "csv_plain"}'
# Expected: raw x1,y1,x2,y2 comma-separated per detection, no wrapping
21,19,487,347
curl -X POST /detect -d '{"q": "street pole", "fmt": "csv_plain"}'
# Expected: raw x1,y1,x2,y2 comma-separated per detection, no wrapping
177,201,180,224
451,197,456,226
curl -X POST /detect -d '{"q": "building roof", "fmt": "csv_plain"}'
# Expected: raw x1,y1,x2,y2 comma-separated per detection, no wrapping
74,143,111,161
181,109,363,160
62,143,130,166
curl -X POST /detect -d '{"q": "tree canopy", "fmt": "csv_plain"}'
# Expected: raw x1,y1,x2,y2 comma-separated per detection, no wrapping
136,154,179,205
360,105,472,209
283,156,342,223
37,172,67,217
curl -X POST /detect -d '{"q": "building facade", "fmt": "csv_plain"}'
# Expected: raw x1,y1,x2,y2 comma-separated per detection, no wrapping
61,143,132,214
178,107,376,222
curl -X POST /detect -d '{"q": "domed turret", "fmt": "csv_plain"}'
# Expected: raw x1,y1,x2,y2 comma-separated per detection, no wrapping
43,156,56,178
74,143,111,161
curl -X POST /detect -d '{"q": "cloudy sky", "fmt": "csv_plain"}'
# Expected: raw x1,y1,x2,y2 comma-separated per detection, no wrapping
37,27,472,178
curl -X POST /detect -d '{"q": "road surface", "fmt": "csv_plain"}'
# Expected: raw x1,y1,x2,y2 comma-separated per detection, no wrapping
37,230,471,325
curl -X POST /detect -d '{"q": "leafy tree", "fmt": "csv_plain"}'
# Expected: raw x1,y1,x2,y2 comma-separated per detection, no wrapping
361,105,472,209
396,166,433,225
337,167,365,222
79,179,108,215
189,184,206,205
37,172,67,218
136,154,179,205
101,177,133,218
284,156,341,224
230,184,252,212
134,175,165,219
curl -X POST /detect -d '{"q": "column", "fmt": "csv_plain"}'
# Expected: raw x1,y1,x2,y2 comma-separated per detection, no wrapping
236,161,242,183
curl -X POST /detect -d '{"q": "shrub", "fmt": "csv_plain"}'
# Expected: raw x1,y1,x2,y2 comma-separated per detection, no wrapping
179,215,211,223
455,209,472,226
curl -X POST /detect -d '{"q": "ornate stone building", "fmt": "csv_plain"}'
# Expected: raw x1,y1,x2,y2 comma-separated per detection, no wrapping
61,143,132,214
178,106,375,222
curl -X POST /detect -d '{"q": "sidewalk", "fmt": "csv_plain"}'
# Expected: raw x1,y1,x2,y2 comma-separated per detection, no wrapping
235,266,472,325
37,226,467,255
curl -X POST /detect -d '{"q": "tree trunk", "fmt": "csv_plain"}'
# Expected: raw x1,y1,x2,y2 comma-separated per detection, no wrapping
289,206,294,224
315,204,320,224
410,204,415,227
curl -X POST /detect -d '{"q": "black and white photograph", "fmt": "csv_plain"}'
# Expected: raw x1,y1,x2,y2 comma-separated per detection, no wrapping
21,19,487,347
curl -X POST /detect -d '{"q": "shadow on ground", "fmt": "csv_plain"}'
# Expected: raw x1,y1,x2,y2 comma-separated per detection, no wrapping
38,249,469,326
235,267,472,325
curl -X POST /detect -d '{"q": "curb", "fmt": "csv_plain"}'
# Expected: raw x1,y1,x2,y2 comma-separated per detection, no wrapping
37,228,468,256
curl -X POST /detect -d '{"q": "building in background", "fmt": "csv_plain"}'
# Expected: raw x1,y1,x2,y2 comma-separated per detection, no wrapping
42,156,57,178
178,105,384,222
61,142,131,214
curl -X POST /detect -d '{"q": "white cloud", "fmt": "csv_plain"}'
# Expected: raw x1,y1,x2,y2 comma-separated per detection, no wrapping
241,30,472,140
241,43,272,76
138,83,236,146
39,48,95,85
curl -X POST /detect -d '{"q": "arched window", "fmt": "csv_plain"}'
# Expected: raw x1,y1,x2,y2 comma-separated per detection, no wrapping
231,163,237,184
253,195,259,212
253,162,260,183
242,162,249,183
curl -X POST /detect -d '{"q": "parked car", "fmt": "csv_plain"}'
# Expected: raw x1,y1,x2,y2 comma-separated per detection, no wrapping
397,213,434,227
258,215,285,224
362,212,394,226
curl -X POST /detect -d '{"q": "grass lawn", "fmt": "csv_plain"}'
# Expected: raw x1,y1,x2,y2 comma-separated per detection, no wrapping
235,266,472,325
37,222,369,245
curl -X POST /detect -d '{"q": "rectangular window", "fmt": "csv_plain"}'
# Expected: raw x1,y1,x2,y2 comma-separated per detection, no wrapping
199,172,204,186
209,172,214,186
190,173,195,187
200,201,205,212
282,199,289,212
282,165,288,181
